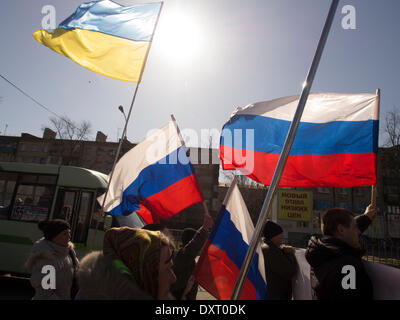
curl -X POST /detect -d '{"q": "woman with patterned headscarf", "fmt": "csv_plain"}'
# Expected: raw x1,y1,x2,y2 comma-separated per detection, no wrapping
76,227,177,300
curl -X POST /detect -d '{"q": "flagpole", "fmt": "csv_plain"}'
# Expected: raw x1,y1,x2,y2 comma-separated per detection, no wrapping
231,0,340,300
170,114,212,218
90,4,164,248
370,88,380,227
371,88,380,208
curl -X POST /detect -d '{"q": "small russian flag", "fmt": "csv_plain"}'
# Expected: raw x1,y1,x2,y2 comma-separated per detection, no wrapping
98,121,203,224
193,179,267,300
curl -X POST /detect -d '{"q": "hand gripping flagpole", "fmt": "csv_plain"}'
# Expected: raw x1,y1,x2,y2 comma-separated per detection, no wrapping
90,3,164,248
231,0,340,300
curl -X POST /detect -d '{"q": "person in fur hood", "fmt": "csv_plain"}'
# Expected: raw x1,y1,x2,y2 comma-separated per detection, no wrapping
25,219,79,300
75,227,177,300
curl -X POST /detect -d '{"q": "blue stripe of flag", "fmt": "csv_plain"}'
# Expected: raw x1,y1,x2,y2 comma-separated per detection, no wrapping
220,114,378,155
58,0,162,42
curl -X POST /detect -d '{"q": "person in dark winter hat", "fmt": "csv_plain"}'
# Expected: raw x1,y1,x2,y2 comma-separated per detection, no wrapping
263,221,284,241
25,219,78,300
261,220,297,300
38,219,71,243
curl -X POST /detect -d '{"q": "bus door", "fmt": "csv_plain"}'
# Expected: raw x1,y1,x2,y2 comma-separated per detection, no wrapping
73,191,94,244
53,189,77,226
54,188,95,245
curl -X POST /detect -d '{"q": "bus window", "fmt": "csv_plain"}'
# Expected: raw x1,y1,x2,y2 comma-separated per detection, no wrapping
73,191,93,244
0,172,17,219
9,184,54,222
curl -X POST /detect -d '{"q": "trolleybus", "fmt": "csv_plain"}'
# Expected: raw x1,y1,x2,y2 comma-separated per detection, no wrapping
0,161,143,276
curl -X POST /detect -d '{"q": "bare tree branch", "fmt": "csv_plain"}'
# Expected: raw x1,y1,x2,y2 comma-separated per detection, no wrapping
44,115,92,165
385,105,400,147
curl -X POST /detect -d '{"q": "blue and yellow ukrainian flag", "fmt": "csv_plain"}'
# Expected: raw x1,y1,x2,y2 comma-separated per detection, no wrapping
33,1,162,82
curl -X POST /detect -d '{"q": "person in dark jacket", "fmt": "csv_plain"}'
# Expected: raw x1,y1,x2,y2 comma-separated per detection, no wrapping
262,220,297,300
305,205,378,300
143,213,213,300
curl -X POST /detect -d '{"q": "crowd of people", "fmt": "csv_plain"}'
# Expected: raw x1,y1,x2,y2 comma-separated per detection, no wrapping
24,204,378,300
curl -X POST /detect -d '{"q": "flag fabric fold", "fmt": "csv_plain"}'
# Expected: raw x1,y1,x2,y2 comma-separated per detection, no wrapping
33,0,162,82
97,121,204,224
193,180,267,300
220,92,379,187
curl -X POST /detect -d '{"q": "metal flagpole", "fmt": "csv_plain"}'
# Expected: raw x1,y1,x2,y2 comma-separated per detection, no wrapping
231,0,340,300
90,3,164,248
371,88,380,208
370,88,380,226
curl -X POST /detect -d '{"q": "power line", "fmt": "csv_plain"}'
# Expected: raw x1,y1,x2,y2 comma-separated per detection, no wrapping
0,73,79,131
0,73,63,119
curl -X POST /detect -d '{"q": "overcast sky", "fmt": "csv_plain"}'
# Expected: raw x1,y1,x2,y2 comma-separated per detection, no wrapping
1,0,399,148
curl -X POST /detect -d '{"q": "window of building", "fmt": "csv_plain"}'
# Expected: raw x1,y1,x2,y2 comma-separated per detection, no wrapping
20,143,26,152
385,185,399,194
317,187,330,194
337,188,348,195
391,206,399,214
386,194,400,204
337,202,352,210
296,221,309,228
354,187,364,196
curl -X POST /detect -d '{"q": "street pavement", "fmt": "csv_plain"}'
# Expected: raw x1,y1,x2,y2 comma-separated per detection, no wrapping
0,275,215,300
0,275,33,300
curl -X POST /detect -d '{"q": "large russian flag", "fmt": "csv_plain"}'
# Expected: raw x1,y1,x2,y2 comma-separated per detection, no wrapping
33,1,162,82
97,121,203,224
193,180,267,300
220,93,379,187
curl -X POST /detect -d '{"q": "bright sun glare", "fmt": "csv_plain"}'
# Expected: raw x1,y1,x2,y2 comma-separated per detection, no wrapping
156,11,204,65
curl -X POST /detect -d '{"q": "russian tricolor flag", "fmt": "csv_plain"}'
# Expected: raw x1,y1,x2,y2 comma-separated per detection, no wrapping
220,93,379,187
98,121,203,224
193,179,267,300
